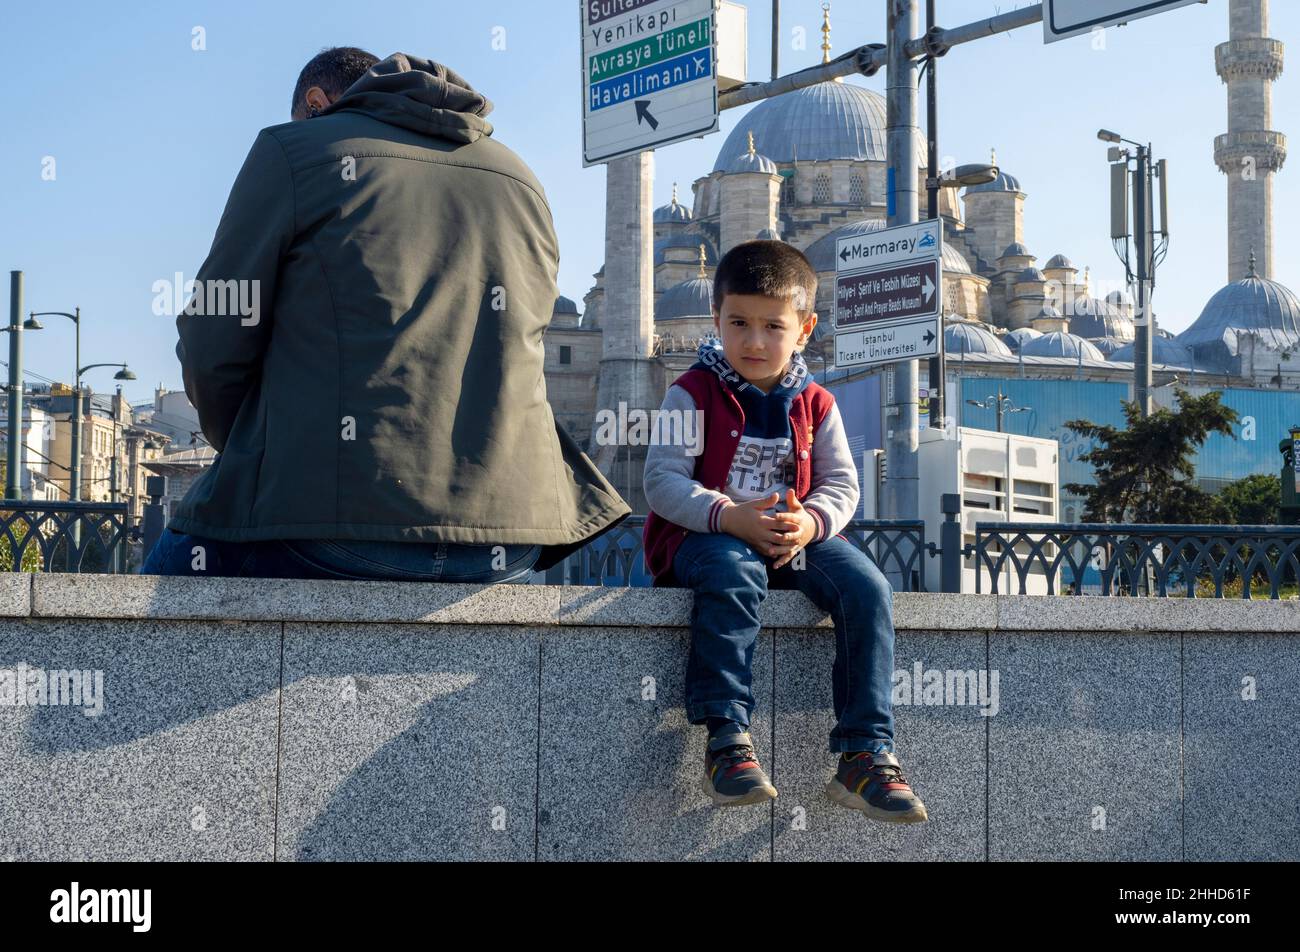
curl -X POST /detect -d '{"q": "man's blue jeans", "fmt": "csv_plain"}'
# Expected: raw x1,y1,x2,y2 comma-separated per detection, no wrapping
672,530,896,755
141,528,541,583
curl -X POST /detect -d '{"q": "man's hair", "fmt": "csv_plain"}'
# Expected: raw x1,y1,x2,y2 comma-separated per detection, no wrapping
712,239,817,316
291,46,380,116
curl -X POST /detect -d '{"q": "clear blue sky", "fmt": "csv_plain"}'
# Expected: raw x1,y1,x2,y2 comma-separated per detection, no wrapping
0,0,1294,406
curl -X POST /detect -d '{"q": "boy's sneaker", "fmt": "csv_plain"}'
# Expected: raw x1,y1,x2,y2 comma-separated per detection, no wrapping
825,749,928,823
702,729,777,806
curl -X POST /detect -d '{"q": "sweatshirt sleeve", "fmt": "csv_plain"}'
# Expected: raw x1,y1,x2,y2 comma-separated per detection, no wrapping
176,129,294,454
802,401,861,542
642,384,735,533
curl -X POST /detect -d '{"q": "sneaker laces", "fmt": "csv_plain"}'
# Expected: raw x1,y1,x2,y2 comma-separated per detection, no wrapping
850,752,908,786
715,742,758,771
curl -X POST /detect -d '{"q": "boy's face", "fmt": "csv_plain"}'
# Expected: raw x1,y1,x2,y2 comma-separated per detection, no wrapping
713,293,818,392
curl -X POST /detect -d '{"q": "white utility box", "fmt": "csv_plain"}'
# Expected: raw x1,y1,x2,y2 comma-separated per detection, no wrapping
917,426,1059,594
717,1,748,91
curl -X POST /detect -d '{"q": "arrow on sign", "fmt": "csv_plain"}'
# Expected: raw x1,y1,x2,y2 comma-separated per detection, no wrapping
634,100,659,130
923,328,935,345
922,274,935,302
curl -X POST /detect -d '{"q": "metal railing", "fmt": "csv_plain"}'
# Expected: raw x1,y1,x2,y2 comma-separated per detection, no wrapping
0,501,135,573
552,515,930,591
971,523,1300,599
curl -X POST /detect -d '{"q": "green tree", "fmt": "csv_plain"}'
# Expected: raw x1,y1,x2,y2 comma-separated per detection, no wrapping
1217,473,1281,525
1062,386,1239,523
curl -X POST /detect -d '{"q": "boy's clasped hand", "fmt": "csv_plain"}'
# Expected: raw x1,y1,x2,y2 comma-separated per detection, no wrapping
717,488,818,569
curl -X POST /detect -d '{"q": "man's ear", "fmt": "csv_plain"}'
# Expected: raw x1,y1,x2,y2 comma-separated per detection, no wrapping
305,85,331,114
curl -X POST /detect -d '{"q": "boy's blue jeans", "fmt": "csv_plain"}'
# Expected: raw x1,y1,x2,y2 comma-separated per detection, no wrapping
672,530,896,755
141,528,541,583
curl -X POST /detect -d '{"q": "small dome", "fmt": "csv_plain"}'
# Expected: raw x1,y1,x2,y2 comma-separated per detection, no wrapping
965,170,1022,195
1004,327,1043,351
756,227,782,240
1017,267,1045,284
553,295,579,316
1088,336,1129,357
1035,305,1063,320
1000,242,1033,260
725,152,778,175
654,185,693,223
656,276,715,322
1069,296,1135,341
1108,337,1195,367
945,321,1012,356
1043,254,1076,271
1019,331,1105,360
941,244,972,274
1105,289,1131,308
654,234,717,266
804,218,887,272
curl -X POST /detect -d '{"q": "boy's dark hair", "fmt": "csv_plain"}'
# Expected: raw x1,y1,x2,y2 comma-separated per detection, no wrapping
291,46,380,116
712,239,818,316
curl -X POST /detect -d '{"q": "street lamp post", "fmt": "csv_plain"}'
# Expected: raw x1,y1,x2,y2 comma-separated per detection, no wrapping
966,384,1031,434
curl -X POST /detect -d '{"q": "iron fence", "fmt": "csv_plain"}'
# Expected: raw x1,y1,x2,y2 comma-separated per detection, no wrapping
0,502,135,574
971,522,1300,599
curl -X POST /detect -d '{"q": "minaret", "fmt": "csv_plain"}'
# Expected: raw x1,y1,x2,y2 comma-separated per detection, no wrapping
1214,0,1286,282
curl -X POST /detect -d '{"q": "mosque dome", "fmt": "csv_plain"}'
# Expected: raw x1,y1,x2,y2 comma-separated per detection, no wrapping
1104,289,1131,309
654,185,692,223
656,276,714,321
654,234,717,267
1017,267,1045,284
1108,337,1195,367
1019,331,1104,360
1004,327,1043,351
1043,254,1076,271
941,244,972,274
965,170,1022,195
1070,295,1135,341
711,81,927,171
803,218,886,272
757,227,782,240
553,295,579,316
725,147,778,176
1088,336,1129,357
1176,269,1300,368
945,321,1012,356
1000,242,1033,260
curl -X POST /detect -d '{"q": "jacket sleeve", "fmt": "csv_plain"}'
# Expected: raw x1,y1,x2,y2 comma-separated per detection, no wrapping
642,384,734,533
802,401,861,542
175,129,294,454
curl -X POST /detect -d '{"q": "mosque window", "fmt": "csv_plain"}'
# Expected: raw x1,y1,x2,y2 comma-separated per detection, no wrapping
813,173,832,204
849,173,866,204
559,345,572,365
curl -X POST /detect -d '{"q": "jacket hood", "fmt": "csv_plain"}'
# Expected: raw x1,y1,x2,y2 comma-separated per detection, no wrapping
322,52,493,144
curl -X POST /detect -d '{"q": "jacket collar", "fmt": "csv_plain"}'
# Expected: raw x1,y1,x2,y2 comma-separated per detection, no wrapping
690,337,810,402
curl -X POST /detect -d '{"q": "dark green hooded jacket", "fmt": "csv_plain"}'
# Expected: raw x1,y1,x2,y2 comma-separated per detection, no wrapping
169,53,628,570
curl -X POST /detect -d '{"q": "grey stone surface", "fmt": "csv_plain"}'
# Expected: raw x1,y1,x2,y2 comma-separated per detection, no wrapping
773,629,988,861
34,574,559,625
0,618,279,861
1185,631,1300,861
997,593,1300,633
0,574,29,617
989,631,1182,861
277,622,539,861
539,625,772,861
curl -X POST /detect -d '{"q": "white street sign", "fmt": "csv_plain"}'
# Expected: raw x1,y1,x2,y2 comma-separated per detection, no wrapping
581,0,720,166
1043,0,1204,43
834,220,943,370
